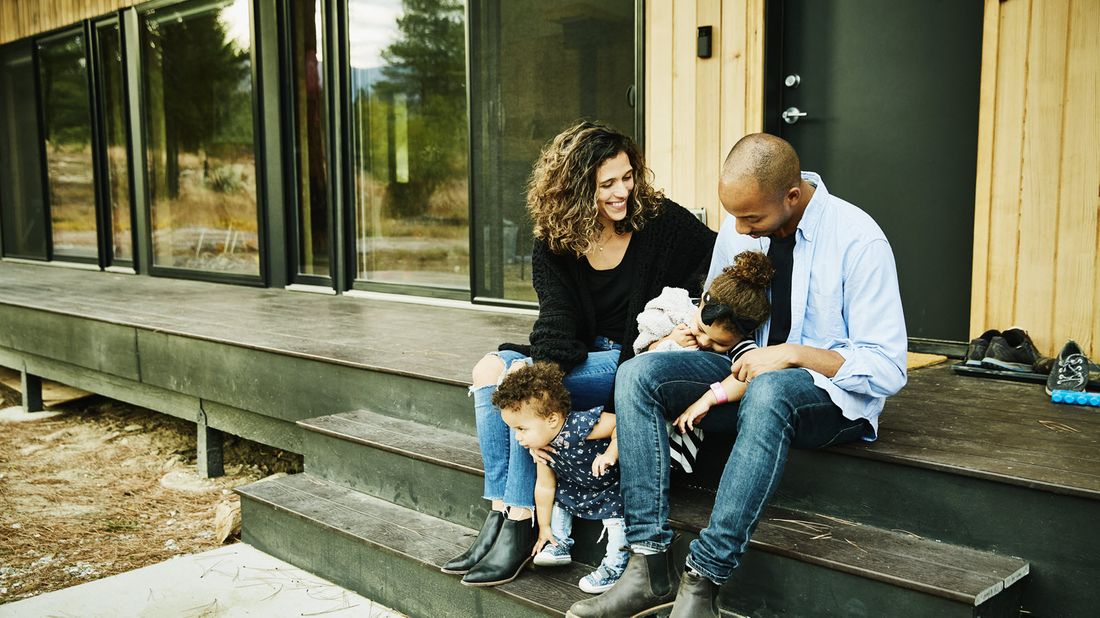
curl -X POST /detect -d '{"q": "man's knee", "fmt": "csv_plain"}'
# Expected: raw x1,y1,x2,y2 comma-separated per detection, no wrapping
743,368,808,403
472,354,506,387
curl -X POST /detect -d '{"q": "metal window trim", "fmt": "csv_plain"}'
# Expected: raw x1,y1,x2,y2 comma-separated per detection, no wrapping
277,0,336,290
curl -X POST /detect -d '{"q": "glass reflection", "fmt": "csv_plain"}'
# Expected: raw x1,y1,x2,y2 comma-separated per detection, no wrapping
348,0,469,289
96,22,132,263
291,0,329,277
140,0,259,275
38,31,98,260
0,42,49,259
470,0,635,301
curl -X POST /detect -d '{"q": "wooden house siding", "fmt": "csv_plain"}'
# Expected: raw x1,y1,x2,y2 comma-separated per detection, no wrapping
0,1,136,42
644,0,765,229
971,0,1100,359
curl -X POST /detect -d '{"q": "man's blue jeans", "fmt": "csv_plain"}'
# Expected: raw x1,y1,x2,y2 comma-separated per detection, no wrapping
615,351,868,583
472,337,621,509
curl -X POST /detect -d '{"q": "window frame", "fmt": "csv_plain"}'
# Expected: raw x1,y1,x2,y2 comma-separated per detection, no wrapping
134,0,270,287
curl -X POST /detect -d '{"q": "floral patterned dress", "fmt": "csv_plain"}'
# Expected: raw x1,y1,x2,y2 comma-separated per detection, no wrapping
548,406,623,520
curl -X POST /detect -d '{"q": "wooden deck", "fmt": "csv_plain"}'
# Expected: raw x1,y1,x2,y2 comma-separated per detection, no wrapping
1,260,1096,499
4,260,1099,614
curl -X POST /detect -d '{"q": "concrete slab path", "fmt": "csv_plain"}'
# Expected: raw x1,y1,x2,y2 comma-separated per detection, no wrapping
0,544,404,618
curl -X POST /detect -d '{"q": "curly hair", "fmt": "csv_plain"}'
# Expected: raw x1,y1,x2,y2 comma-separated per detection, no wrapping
706,251,775,335
492,362,571,419
526,120,665,257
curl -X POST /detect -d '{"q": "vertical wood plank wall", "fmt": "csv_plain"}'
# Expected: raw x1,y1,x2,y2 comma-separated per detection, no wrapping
971,0,1100,358
644,0,764,229
0,1,137,42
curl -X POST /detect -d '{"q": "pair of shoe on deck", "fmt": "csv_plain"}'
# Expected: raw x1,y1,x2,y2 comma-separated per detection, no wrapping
966,328,1093,394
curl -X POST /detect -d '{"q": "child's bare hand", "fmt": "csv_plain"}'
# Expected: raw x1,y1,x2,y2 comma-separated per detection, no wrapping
532,527,559,556
669,323,699,349
529,445,557,465
591,450,618,477
674,399,712,433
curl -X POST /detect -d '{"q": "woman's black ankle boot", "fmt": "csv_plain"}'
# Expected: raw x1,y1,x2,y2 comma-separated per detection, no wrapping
441,510,505,575
461,517,537,586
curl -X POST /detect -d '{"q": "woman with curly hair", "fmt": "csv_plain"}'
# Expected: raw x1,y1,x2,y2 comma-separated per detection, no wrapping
442,120,716,587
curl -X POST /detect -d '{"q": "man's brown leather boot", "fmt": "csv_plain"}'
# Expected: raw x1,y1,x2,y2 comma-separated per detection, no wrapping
669,569,720,618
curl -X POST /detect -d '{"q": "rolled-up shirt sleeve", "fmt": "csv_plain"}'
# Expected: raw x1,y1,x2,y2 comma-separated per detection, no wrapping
829,238,908,398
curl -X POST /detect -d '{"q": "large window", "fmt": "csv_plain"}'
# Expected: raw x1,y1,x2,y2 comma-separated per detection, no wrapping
0,41,48,260
95,20,133,265
348,0,470,292
38,29,98,261
289,0,330,281
470,1,636,302
140,0,260,276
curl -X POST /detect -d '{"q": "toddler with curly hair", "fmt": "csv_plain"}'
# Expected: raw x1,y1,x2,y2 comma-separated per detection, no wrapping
494,362,627,594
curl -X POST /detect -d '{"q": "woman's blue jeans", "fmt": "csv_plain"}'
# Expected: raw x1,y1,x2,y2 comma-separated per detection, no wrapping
472,337,621,509
614,351,868,583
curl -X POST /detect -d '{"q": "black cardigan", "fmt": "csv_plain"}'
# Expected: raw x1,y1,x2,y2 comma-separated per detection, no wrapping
501,199,717,374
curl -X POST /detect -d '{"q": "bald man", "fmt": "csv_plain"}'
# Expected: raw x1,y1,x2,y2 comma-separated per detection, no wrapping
568,134,908,618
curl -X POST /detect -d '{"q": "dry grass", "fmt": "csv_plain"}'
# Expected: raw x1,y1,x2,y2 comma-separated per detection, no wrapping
0,387,302,604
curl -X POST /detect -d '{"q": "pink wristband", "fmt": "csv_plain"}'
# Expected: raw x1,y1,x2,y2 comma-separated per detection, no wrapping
709,382,728,405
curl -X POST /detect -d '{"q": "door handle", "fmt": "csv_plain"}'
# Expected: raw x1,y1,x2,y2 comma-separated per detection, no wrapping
782,106,808,125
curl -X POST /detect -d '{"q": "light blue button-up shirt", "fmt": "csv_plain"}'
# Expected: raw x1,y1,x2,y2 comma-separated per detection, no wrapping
705,172,907,438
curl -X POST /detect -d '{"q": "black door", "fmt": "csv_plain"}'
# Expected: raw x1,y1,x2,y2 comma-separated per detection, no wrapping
765,0,983,344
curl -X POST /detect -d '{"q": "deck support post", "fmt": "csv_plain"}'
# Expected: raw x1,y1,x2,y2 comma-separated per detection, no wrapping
197,403,225,478
21,364,43,413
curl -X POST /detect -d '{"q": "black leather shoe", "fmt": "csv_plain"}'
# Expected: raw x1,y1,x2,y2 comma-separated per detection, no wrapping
670,569,720,618
440,510,504,575
566,549,678,618
461,517,536,586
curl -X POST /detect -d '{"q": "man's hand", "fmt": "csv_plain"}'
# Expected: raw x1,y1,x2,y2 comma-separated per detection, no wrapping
674,395,713,433
732,344,846,381
731,344,798,382
532,527,559,556
591,450,618,477
530,445,557,465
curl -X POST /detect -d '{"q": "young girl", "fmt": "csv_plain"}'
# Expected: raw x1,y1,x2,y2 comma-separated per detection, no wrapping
494,362,627,594
633,250,774,472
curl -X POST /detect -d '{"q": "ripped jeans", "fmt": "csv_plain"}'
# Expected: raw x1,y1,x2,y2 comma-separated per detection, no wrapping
472,337,621,509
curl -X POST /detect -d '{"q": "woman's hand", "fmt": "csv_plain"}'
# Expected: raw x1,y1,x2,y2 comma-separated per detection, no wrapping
674,394,714,433
591,450,618,477
668,323,699,349
532,527,559,556
530,445,557,465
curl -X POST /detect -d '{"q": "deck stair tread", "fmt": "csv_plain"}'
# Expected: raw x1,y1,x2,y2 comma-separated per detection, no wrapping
834,365,1100,499
299,409,1029,607
237,473,590,615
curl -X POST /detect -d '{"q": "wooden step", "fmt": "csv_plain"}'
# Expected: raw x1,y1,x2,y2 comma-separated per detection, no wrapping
298,409,1029,616
237,473,590,618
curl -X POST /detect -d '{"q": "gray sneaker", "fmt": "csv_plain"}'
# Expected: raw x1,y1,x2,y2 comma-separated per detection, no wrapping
1046,340,1090,395
965,329,1001,366
981,328,1042,372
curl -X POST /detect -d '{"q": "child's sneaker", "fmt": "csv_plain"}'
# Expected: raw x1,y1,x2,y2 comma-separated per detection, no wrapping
532,542,571,566
579,564,622,593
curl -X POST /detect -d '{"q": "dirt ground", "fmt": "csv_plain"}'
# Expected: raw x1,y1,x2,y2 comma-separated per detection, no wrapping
0,384,303,604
